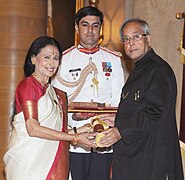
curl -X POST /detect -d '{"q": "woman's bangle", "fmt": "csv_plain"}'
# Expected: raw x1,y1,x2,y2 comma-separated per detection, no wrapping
71,133,79,145
71,127,79,145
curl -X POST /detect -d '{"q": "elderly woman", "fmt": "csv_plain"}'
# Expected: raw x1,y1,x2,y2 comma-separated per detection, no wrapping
3,36,96,180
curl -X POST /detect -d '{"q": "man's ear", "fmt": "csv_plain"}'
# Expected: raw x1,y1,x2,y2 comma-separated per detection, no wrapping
147,34,151,47
75,23,79,34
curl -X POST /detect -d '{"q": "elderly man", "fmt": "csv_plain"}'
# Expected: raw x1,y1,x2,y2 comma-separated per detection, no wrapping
99,18,184,180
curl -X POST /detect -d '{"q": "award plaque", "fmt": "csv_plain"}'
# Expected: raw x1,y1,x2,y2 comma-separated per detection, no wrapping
68,102,117,113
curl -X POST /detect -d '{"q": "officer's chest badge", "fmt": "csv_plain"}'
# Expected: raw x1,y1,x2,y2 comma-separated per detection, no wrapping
102,62,112,79
69,68,81,80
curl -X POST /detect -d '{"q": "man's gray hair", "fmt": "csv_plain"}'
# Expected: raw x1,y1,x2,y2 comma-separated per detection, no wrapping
120,18,150,41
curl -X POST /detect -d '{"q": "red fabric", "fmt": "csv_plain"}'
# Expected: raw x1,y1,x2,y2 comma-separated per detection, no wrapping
15,76,46,114
22,100,38,121
78,46,99,54
46,87,69,180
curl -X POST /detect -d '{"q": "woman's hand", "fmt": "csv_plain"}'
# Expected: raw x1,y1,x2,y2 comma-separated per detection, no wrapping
77,132,98,148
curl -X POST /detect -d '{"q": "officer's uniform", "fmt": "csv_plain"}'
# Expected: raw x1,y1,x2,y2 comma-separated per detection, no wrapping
52,45,124,180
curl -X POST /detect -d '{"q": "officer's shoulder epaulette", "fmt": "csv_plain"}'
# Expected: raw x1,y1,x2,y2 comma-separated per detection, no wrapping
100,46,122,57
63,46,76,55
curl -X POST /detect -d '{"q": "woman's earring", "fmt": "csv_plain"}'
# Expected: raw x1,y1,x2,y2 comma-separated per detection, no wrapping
31,58,35,65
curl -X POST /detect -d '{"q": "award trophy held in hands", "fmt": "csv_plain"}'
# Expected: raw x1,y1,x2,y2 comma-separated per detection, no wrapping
91,116,109,149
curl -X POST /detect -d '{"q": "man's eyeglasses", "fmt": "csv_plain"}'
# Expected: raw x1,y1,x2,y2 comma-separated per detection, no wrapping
121,34,148,44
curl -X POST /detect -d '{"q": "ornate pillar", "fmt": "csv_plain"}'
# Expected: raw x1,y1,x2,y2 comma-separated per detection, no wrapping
0,1,47,179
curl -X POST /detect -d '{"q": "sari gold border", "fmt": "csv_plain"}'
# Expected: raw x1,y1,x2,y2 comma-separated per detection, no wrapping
22,100,38,120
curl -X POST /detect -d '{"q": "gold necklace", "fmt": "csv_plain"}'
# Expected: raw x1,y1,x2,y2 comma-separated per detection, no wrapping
32,72,47,86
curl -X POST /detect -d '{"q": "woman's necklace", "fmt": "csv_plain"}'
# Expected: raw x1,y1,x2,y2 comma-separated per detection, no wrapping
32,72,48,87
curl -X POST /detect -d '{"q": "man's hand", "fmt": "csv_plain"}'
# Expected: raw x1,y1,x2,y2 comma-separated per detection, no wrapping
77,123,93,133
98,113,116,127
98,127,121,147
